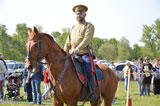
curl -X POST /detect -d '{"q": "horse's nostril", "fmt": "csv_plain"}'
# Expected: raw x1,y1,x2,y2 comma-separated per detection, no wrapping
28,64,33,70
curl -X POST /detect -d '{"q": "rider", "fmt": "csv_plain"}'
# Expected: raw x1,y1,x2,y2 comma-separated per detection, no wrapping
64,4,97,104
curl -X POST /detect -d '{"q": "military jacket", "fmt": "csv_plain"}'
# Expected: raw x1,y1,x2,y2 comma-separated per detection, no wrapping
64,20,95,54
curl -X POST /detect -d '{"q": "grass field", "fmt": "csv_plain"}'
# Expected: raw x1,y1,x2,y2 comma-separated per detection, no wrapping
0,80,160,106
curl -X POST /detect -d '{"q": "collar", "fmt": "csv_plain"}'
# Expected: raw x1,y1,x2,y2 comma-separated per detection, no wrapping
78,20,86,24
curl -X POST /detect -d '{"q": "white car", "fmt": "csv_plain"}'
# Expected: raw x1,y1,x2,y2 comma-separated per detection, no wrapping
5,60,16,63
98,60,110,66
114,63,135,80
7,62,25,74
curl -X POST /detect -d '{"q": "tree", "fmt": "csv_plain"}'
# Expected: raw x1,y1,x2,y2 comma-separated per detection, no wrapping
154,18,160,40
98,42,117,60
118,36,132,60
0,24,12,59
108,38,119,57
9,34,23,60
92,37,106,58
14,23,28,61
132,44,142,60
140,25,157,59
51,31,61,41
56,32,68,48
154,18,160,57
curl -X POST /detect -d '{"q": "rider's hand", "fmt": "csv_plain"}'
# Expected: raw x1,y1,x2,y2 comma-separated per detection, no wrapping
71,48,79,55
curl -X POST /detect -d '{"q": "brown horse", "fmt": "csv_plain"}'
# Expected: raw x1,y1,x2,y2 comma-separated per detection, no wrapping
25,27,118,106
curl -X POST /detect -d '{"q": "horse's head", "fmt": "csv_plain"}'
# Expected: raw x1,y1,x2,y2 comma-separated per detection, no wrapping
25,27,47,72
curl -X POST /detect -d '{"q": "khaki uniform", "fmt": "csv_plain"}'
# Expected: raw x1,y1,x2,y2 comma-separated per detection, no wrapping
64,20,94,54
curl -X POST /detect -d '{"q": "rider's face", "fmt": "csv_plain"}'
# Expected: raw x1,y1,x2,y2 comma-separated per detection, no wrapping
76,11,86,22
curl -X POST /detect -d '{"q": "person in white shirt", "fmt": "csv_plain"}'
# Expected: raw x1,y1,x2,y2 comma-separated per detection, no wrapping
0,59,8,99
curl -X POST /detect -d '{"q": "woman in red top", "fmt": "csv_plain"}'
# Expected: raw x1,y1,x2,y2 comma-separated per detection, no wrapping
42,68,49,99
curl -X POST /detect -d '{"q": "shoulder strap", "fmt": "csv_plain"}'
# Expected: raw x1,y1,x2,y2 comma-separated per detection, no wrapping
83,22,88,36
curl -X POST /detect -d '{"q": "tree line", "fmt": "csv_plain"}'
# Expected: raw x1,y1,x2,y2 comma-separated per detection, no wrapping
0,18,160,62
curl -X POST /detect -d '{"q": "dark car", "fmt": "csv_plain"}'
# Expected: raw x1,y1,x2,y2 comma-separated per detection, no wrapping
114,63,135,80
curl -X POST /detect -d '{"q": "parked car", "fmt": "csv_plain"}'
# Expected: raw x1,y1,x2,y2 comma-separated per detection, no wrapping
99,60,110,66
5,60,16,63
114,63,136,80
7,62,25,74
118,60,134,65
93,60,110,66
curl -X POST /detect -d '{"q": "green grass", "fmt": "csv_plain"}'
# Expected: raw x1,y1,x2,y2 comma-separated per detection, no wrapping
0,80,160,106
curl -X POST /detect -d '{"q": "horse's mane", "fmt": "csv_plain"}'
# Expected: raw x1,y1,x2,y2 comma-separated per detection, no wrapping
42,33,66,55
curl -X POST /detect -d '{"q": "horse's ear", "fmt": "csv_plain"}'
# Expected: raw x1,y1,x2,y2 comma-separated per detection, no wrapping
33,26,38,35
27,28,32,35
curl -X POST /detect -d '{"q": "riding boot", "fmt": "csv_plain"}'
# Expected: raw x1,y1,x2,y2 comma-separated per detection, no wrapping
88,77,97,105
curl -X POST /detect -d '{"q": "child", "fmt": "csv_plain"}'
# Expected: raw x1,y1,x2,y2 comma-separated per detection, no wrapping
123,61,131,92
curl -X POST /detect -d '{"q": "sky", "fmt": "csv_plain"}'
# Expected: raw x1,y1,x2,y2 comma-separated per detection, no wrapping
0,0,160,46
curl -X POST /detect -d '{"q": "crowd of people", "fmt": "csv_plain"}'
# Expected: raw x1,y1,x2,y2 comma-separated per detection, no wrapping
0,55,50,105
123,56,160,96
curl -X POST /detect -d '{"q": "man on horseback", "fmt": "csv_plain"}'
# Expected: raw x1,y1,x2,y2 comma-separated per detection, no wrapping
64,4,97,104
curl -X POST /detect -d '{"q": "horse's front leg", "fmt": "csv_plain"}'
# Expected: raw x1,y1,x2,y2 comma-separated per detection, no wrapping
53,97,64,106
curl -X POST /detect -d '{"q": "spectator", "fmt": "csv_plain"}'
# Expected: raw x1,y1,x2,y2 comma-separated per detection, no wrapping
123,61,131,92
134,58,146,96
42,68,49,100
141,56,153,96
28,63,43,105
0,57,8,100
109,61,116,71
25,70,33,102
23,68,28,94
152,58,160,95
0,55,8,100
16,65,23,75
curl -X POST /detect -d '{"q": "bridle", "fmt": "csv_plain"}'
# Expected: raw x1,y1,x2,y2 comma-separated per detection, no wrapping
26,33,71,64
26,33,46,64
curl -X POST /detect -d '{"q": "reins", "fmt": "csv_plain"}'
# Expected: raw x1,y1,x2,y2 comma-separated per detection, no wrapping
49,54,72,95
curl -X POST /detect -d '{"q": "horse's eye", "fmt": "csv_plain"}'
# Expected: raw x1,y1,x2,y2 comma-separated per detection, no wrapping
34,44,38,48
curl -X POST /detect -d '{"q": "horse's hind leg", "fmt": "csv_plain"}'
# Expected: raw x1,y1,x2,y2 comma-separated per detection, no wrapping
103,99,112,106
103,92,113,106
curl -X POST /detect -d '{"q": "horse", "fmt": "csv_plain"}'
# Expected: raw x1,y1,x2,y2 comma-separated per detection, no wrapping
25,27,118,106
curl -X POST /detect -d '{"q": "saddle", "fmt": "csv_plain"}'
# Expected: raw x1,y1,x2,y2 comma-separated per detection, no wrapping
72,55,104,101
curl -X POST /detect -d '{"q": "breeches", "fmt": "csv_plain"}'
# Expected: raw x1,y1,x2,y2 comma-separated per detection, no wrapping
78,53,95,79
